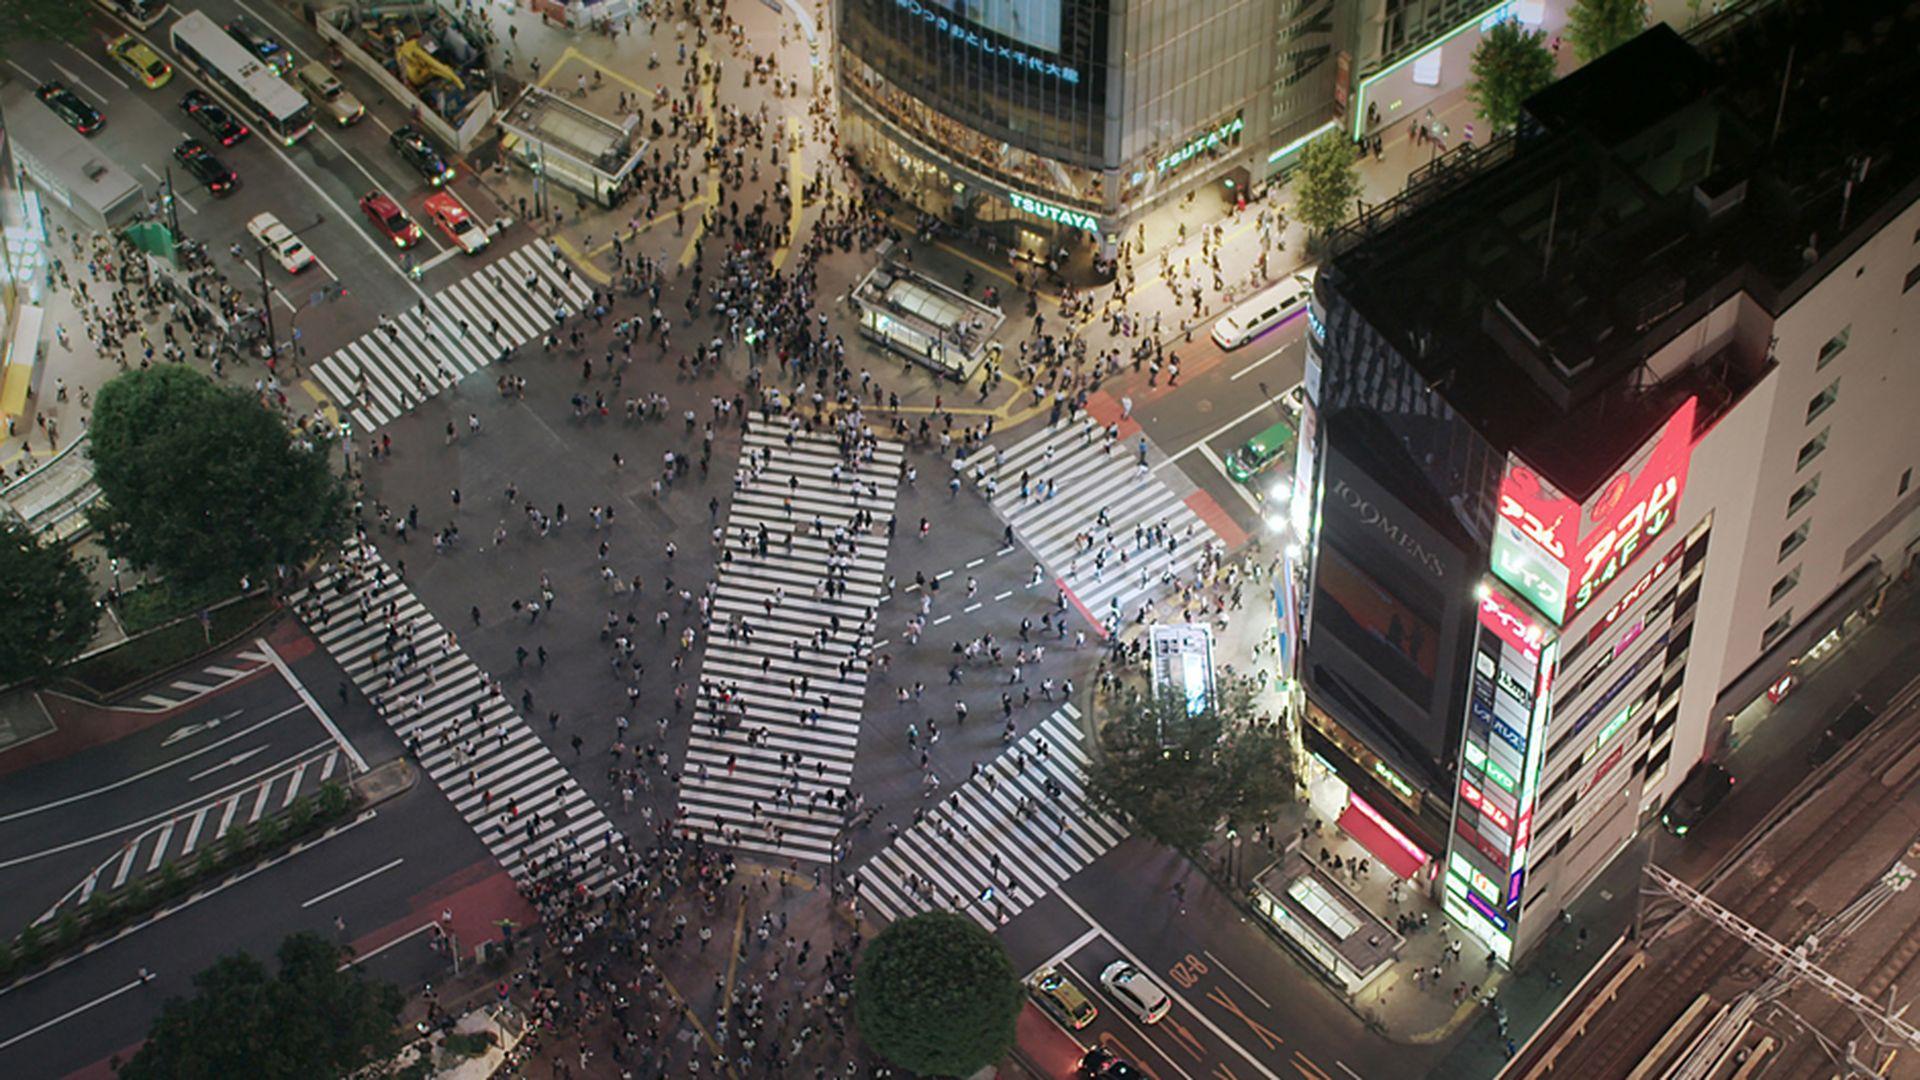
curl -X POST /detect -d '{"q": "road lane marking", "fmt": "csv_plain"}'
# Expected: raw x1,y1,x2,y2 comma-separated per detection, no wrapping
1057,892,1283,1080
186,744,268,782
931,614,952,625
1029,924,1103,976
963,602,983,613
340,919,437,968
1335,1062,1363,1080
0,977,145,1051
965,557,985,568
0,705,306,824
1205,986,1284,1051
1229,340,1292,381
1159,391,1295,472
300,857,405,908
1198,444,1265,516
1065,958,1197,1079
1202,949,1273,1009
258,636,369,773
993,590,1014,601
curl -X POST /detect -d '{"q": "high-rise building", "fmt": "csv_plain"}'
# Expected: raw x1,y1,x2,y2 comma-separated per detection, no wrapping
1293,4,1920,962
834,0,1556,268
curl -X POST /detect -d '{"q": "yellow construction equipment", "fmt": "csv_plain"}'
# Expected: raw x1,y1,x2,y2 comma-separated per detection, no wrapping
396,39,462,91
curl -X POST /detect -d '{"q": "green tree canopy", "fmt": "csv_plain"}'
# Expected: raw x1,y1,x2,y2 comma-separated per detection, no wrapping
88,367,348,592
1469,20,1559,132
119,933,405,1079
1567,0,1646,64
1087,673,1298,854
0,518,97,682
0,0,88,60
854,912,1021,1076
1291,132,1363,240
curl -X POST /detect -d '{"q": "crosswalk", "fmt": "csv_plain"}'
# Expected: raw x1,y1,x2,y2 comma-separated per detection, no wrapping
292,546,618,891
42,744,348,924
960,421,1215,630
850,704,1126,931
308,239,592,433
675,425,903,863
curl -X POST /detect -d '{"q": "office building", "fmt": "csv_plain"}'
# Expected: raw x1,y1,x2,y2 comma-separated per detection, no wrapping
1294,4,1920,961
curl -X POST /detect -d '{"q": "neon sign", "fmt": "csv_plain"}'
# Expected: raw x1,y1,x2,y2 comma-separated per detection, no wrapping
1478,588,1544,665
891,0,1082,83
1008,192,1100,233
1350,794,1430,866
1157,115,1245,173
1491,398,1697,625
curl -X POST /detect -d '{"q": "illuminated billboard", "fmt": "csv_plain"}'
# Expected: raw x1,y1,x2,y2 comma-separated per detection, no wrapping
1490,398,1697,625
924,0,1062,54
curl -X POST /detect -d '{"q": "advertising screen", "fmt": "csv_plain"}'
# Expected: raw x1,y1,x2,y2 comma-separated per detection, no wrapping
925,0,1062,54
1490,398,1697,625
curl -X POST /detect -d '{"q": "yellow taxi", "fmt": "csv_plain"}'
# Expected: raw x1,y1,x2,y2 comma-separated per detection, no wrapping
1028,966,1098,1030
107,35,172,89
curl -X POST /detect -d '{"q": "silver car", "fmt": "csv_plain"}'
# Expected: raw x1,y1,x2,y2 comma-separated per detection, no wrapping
296,62,364,126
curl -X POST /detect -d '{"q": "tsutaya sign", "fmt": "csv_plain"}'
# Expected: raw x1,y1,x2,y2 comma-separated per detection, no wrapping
1008,191,1101,233
891,0,1083,83
1157,115,1246,173
1490,397,1697,625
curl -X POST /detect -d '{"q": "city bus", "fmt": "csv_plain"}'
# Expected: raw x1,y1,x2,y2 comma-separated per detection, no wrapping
93,0,170,30
169,10,314,146
1210,268,1316,350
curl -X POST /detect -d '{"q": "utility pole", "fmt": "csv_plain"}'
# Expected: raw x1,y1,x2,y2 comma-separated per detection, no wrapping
255,246,278,362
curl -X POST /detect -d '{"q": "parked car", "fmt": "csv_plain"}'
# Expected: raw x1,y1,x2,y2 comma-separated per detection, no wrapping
224,15,291,75
247,212,315,274
424,192,488,254
295,62,364,126
1078,1047,1148,1079
1811,701,1877,765
173,139,238,196
1027,967,1097,1030
1098,960,1170,1024
358,190,422,248
107,34,172,89
389,125,454,186
180,89,249,146
1661,761,1734,836
36,82,103,134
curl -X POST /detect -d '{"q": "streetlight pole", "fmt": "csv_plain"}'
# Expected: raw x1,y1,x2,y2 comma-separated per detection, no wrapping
163,165,181,236
254,246,278,363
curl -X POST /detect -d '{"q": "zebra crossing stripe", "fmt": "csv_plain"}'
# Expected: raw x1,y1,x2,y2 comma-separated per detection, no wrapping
310,241,592,432
961,421,1215,623
292,548,619,891
675,427,902,863
852,704,1126,931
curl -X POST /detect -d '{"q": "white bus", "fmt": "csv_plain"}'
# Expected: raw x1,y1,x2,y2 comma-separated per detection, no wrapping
93,0,170,30
1211,268,1316,350
170,10,314,146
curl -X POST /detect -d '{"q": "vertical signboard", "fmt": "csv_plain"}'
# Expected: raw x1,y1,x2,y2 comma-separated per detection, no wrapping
1445,578,1558,962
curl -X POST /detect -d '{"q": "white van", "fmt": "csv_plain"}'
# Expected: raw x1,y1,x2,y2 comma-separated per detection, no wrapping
1211,268,1316,350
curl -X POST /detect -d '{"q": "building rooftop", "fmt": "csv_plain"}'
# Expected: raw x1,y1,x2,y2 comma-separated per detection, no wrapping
502,87,639,173
1322,0,1920,499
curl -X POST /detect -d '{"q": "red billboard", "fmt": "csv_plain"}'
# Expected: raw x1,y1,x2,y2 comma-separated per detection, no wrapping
1491,397,1697,625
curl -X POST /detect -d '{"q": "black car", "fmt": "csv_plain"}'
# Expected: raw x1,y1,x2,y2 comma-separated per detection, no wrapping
1661,761,1734,836
389,126,453,186
1811,701,1877,764
223,15,289,74
1079,1048,1147,1079
36,81,103,135
173,139,238,196
180,89,249,147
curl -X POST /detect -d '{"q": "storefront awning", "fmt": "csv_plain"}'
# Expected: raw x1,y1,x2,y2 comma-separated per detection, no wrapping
1337,796,1429,880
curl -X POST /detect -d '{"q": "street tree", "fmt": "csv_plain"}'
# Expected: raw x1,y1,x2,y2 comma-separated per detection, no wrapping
1087,673,1297,855
88,366,348,592
1469,20,1558,133
0,0,88,61
1567,0,1646,63
854,912,1022,1076
117,933,405,1079
0,518,97,683
1291,131,1363,241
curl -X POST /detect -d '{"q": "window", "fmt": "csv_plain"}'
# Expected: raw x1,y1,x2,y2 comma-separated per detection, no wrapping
1806,380,1839,423
1771,567,1801,605
1779,521,1811,561
1798,429,1830,470
1817,327,1850,368
1788,474,1821,516
1902,468,1913,497
1762,609,1794,648
1907,263,1920,293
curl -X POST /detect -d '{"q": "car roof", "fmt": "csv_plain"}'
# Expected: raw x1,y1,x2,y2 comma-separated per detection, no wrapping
424,192,462,212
